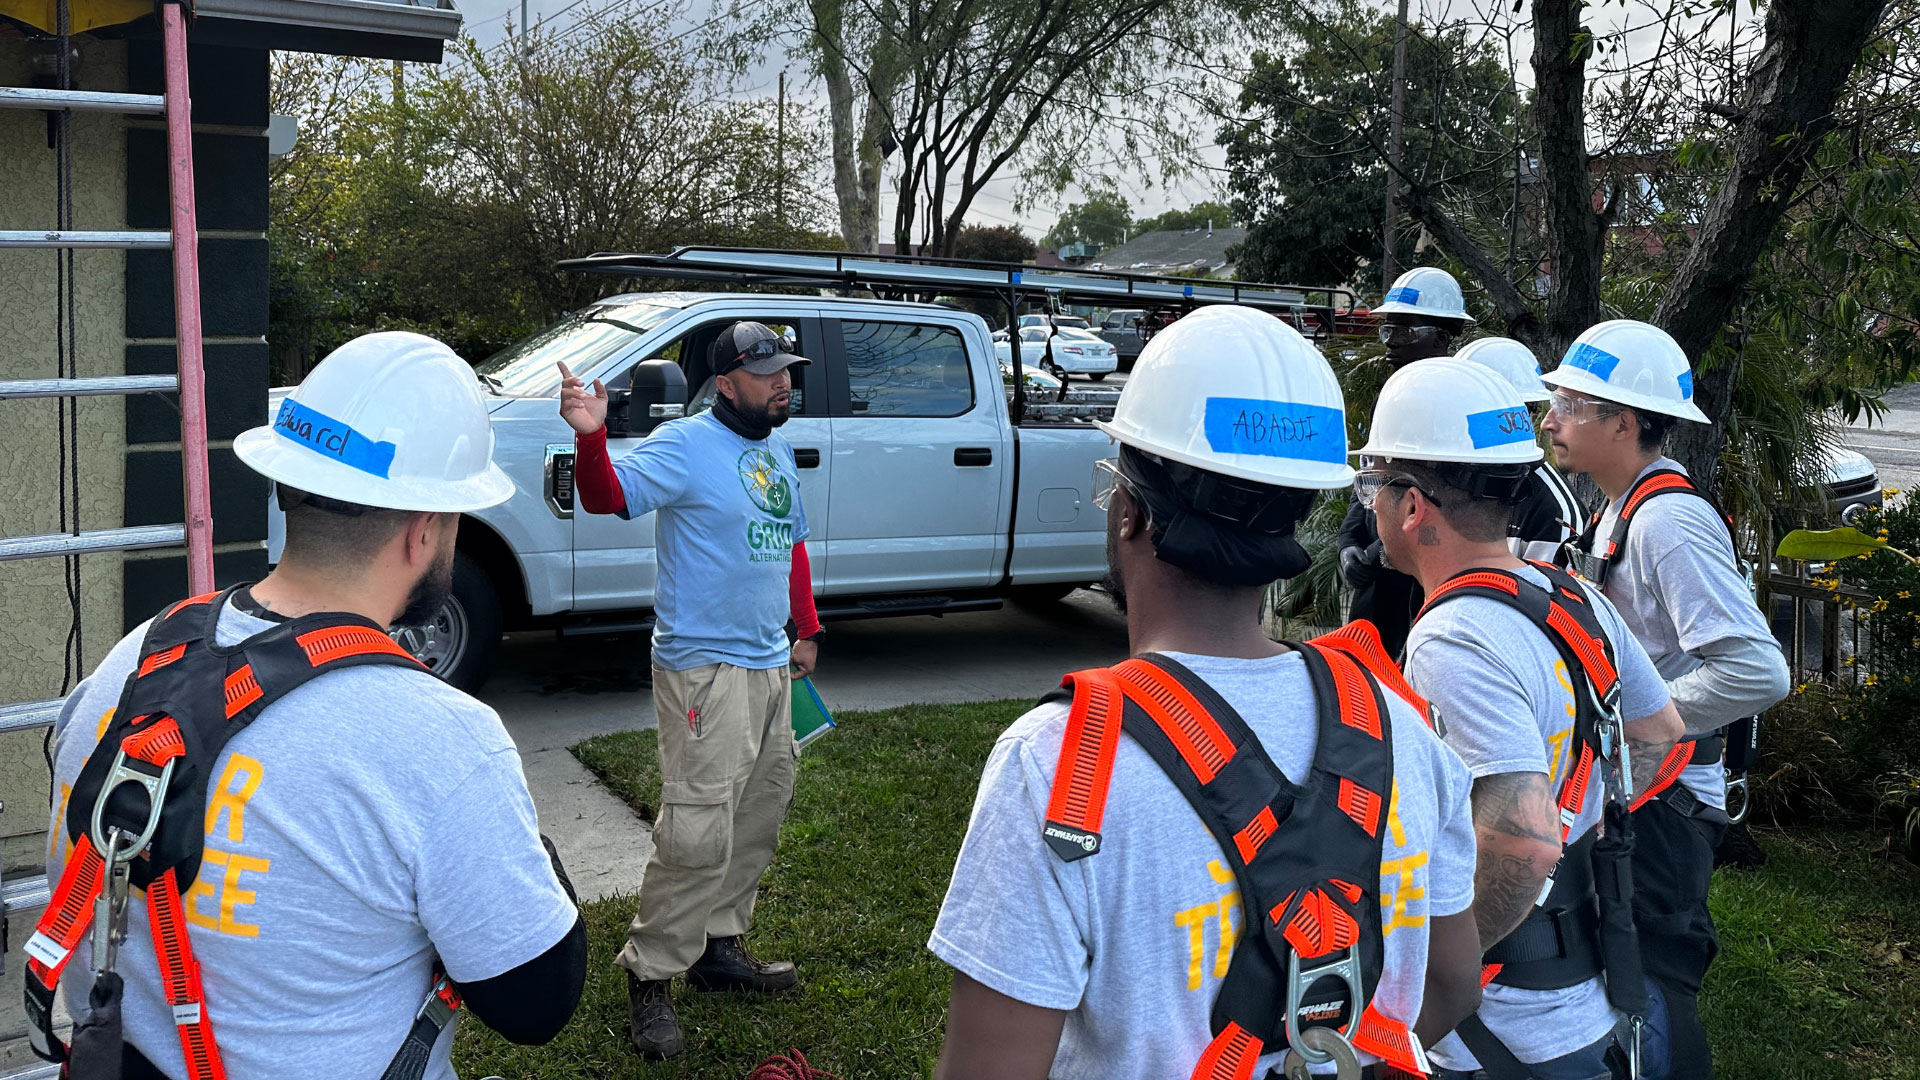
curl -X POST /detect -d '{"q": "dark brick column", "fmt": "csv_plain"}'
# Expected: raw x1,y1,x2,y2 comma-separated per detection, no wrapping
121,41,271,630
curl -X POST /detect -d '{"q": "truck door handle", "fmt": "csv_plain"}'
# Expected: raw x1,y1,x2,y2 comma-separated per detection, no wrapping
794,448,821,469
955,447,993,467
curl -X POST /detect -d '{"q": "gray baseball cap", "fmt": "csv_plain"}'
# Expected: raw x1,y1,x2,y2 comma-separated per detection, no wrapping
710,321,813,377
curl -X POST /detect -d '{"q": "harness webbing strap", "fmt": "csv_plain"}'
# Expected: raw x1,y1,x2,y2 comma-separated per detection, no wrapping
1043,668,1125,851
1352,1003,1427,1075
1111,659,1235,782
25,834,102,983
148,870,225,1080
1193,1020,1262,1080
1304,621,1434,724
1544,605,1618,692
164,592,221,620
297,625,416,666
1629,740,1694,811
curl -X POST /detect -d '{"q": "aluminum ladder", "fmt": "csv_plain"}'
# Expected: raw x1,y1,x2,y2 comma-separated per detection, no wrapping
0,4,216,1070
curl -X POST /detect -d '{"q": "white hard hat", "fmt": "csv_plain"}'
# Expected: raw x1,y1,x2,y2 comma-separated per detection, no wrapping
1356,358,1544,465
1538,319,1709,423
235,331,515,513
1097,305,1353,489
1453,337,1549,403
1372,266,1475,323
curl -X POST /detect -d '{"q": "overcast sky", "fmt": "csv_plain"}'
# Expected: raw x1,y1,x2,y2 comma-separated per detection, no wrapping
433,0,1749,242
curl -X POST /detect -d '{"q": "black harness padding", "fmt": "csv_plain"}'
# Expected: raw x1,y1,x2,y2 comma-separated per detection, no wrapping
70,585,424,892
1418,565,1643,1005
1566,467,1736,589
1039,649,1396,1052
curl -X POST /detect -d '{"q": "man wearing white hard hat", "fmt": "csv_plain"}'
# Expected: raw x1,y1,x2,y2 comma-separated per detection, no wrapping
1358,359,1682,1080
1452,337,1585,548
38,332,584,1080
929,306,1482,1080
1339,266,1476,655
1539,319,1788,1080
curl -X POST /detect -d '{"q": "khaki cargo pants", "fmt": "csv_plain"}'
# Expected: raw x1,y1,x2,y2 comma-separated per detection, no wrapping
617,661,796,981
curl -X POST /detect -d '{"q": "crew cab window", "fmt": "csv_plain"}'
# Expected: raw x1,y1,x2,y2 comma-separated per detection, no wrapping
843,320,972,417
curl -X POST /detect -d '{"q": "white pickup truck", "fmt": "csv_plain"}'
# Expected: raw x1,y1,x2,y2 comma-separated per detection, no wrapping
269,291,1120,689
267,248,1346,689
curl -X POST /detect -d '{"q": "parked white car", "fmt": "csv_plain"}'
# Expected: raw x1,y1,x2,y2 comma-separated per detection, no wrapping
992,326,1119,380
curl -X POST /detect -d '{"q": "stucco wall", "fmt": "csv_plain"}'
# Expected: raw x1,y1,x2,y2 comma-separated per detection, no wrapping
0,39,132,861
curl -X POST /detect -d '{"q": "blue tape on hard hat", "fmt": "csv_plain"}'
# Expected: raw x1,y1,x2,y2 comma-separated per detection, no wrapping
1563,342,1623,380
1678,369,1694,398
1202,398,1346,463
1384,286,1421,305
1464,404,1537,449
272,397,397,478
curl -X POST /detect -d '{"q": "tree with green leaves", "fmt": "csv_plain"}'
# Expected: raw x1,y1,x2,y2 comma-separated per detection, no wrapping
951,223,1039,264
1040,186,1134,251
1131,201,1237,235
1218,0,1516,288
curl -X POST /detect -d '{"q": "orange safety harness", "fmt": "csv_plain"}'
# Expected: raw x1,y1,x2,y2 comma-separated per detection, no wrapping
1416,563,1679,1079
1040,623,1433,1080
26,587,462,1080
1562,468,1743,777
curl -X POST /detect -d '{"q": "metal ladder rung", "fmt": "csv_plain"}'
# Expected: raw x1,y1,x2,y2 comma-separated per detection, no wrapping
0,375,178,400
0,86,165,115
1,874,50,918
0,524,184,561
0,699,59,736
0,231,170,250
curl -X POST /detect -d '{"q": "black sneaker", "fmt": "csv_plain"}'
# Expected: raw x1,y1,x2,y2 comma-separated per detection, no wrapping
627,974,685,1060
686,935,798,994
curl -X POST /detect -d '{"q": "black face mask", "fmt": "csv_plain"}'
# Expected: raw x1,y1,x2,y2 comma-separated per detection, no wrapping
1121,448,1316,588
712,392,778,440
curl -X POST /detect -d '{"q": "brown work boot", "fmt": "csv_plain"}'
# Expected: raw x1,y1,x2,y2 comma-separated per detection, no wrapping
686,935,798,994
627,974,685,1060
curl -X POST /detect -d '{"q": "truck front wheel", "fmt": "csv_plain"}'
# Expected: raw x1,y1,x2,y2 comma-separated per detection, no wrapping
390,550,503,693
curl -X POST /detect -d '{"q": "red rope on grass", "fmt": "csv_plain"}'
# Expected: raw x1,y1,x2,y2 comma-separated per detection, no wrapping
747,1048,841,1080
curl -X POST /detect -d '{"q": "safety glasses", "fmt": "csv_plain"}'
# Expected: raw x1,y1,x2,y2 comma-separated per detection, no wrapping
1545,389,1623,425
1352,468,1441,511
1092,458,1138,512
734,336,795,364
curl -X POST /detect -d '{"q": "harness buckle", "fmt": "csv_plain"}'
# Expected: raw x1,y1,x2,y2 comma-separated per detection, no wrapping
88,746,175,866
1282,1027,1362,1080
1284,946,1364,1072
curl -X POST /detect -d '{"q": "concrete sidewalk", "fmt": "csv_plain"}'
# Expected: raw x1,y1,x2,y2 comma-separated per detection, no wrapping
481,591,1130,901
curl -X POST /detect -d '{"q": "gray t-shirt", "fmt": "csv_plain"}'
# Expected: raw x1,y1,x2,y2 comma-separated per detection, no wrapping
1586,457,1782,808
1405,565,1670,1069
46,598,578,1080
929,649,1477,1079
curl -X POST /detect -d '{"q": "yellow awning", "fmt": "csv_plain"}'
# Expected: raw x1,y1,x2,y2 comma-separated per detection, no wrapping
0,0,150,35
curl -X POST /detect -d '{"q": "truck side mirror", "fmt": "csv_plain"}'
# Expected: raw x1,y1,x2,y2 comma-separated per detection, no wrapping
607,358,688,438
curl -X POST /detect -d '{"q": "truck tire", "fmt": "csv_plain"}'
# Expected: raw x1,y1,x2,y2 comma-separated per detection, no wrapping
390,550,503,694
1089,372,1108,382
1013,582,1081,605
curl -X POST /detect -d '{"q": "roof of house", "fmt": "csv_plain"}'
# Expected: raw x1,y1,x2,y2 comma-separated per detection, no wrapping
1086,226,1247,276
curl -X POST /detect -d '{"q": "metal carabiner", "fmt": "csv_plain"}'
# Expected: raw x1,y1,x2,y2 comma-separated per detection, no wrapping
88,745,175,867
1627,1014,1645,1080
1283,1027,1362,1080
1725,772,1751,825
90,827,135,977
1284,947,1364,1070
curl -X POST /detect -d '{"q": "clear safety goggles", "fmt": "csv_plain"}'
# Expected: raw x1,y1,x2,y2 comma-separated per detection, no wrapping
1351,466,1441,511
1092,458,1137,512
1545,389,1623,425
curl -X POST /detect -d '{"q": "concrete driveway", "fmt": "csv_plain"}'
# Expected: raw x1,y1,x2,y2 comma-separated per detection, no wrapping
481,591,1129,901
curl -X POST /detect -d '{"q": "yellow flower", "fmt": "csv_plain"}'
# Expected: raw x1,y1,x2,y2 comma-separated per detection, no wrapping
1874,599,1891,613
1900,591,1912,600
1885,488,1902,498
1866,674,1881,687
1845,655,1857,666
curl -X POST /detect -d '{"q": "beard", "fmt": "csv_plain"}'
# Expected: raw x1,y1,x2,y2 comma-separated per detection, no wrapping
395,541,456,628
738,394,791,429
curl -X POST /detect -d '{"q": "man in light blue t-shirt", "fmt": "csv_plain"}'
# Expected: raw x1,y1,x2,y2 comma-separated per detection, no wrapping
561,321,823,1060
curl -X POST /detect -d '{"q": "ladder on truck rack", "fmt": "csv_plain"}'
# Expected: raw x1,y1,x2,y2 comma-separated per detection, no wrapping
0,1,216,1059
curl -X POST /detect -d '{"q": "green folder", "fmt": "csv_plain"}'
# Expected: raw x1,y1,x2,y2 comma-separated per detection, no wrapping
791,675,836,746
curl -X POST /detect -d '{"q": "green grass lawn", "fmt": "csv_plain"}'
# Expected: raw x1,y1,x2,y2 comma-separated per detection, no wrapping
454,699,1920,1080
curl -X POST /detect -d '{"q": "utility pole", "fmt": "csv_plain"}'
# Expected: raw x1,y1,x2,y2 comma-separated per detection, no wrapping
1381,0,1410,293
521,0,530,56
776,70,787,220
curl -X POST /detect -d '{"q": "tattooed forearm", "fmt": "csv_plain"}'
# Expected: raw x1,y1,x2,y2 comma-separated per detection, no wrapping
1470,772,1562,947
1626,734,1678,799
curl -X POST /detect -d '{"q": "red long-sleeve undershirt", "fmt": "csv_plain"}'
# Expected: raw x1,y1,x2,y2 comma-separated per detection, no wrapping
574,427,819,637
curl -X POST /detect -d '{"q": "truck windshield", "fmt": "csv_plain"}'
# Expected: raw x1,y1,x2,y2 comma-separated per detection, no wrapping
474,300,679,397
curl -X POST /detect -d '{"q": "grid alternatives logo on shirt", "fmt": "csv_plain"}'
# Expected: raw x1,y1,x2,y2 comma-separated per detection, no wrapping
738,448,794,519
